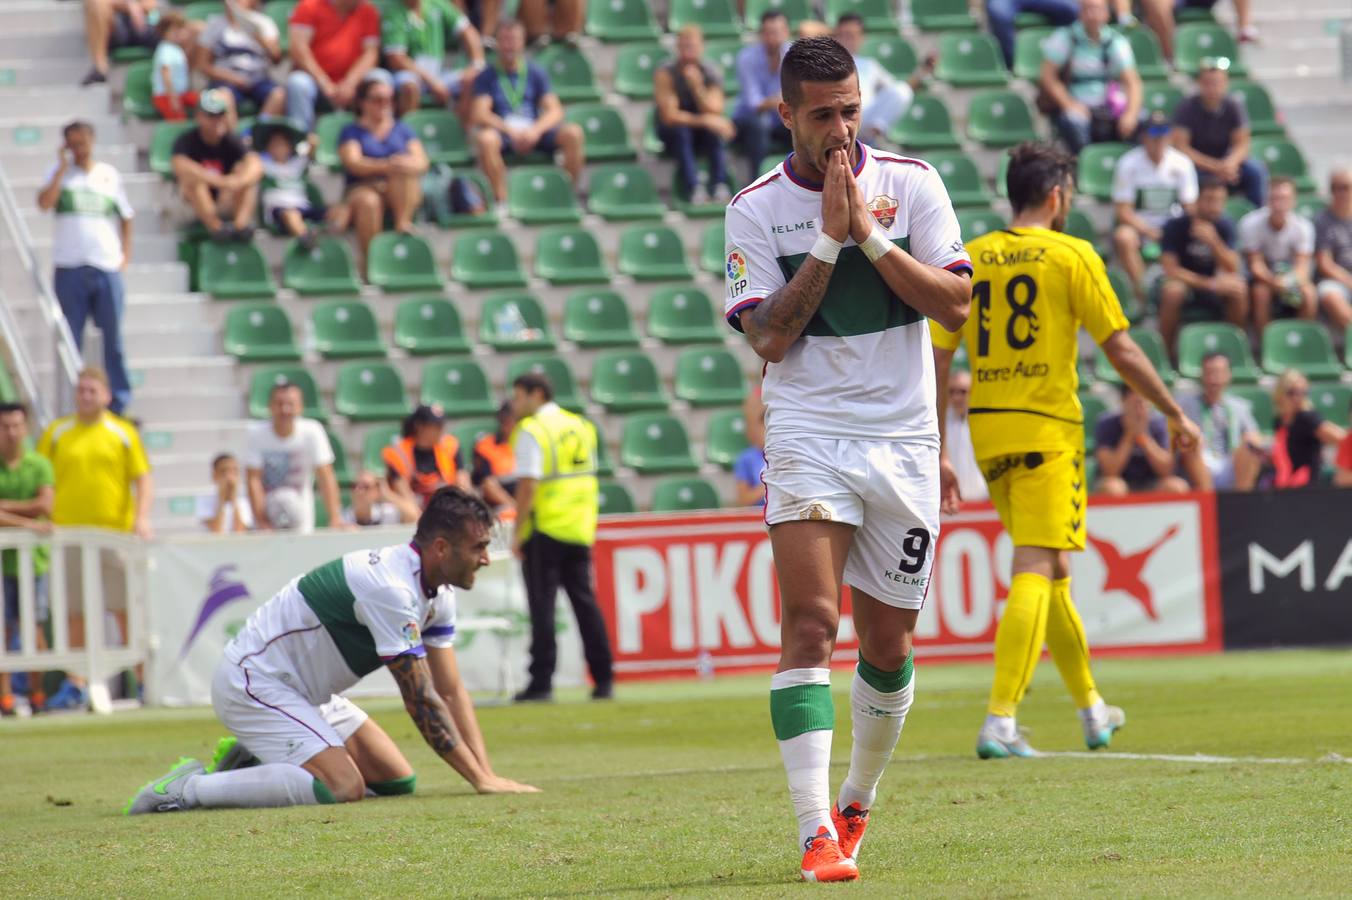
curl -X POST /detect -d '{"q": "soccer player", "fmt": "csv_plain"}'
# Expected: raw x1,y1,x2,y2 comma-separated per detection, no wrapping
724,37,972,882
124,487,538,814
930,143,1203,759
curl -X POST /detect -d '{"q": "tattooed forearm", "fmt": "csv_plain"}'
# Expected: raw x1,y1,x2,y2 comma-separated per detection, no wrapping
743,255,835,363
389,654,463,756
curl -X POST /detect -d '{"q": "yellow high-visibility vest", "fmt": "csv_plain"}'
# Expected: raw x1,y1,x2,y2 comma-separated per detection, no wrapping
512,404,599,545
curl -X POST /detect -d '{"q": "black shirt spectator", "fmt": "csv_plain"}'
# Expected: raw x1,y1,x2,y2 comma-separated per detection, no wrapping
1095,411,1171,489
1273,409,1323,488
172,127,248,178
1160,210,1237,280
1172,93,1246,162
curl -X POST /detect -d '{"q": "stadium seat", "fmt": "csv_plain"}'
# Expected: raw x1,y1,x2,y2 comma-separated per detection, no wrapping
420,359,497,417
700,221,726,275
1079,394,1108,451
311,299,386,359
994,153,1010,198
248,366,327,420
929,152,993,208
507,166,583,224
505,355,585,413
1011,27,1052,81
668,0,741,38
1143,83,1184,119
1310,382,1352,429
862,35,918,79
620,413,698,473
334,363,407,422
648,285,724,343
650,477,721,512
392,297,469,356
149,122,194,177
563,289,641,347
366,232,444,292
745,0,814,28
258,176,325,235
587,163,666,220
361,424,402,472
909,0,976,30
888,94,960,150
264,0,295,51
566,105,637,161
122,61,156,120
936,33,1009,86
1078,143,1130,201
535,226,610,284
450,231,527,288
181,1,219,22
1250,137,1316,193
1346,324,1352,371
282,237,361,295
1096,326,1175,385
956,207,1005,241
706,39,742,97
589,419,617,476
1075,352,1094,387
313,112,354,170
427,170,499,229
591,351,670,412
1224,195,1256,223
1228,384,1275,435
223,303,301,362
403,110,471,165
197,242,276,299
672,168,736,218
1174,23,1246,77
1106,265,1145,323
824,0,897,31
1261,320,1343,380
614,44,669,99
535,43,602,102
585,0,662,42
598,480,637,514
478,292,556,351
674,347,746,407
966,90,1038,147
1124,28,1170,81
326,427,354,487
705,408,749,468
619,225,693,281
1297,195,1327,222
1064,208,1102,251
1228,81,1283,136
1176,322,1262,383
450,417,502,468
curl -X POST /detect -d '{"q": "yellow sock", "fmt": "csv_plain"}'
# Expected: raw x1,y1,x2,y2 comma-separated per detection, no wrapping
1045,577,1102,710
987,572,1051,718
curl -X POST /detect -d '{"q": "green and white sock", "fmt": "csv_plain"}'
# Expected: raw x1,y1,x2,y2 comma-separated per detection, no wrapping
184,763,332,809
770,667,835,850
837,652,914,813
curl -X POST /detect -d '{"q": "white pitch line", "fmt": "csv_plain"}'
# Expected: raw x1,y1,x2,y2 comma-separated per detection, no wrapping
1038,751,1351,765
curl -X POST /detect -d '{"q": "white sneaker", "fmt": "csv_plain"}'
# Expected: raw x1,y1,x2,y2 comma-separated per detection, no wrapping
1080,701,1126,750
976,715,1037,759
689,184,711,205
711,182,732,203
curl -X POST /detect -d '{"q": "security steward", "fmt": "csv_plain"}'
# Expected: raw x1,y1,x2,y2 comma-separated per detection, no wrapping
382,405,471,507
472,401,519,513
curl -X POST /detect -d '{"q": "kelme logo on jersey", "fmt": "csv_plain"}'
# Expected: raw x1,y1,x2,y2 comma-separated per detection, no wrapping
726,247,749,297
402,621,420,645
867,194,898,229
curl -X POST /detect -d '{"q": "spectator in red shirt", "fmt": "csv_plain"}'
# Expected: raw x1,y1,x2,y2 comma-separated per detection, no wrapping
286,0,383,133
1335,397,1352,487
1271,369,1346,489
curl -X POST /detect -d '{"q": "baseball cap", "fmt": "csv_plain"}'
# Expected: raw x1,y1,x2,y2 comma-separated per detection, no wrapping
408,404,445,427
198,88,230,116
1198,56,1231,73
1144,111,1171,138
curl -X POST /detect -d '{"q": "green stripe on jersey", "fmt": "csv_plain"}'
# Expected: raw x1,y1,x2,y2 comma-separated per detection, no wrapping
776,237,922,337
55,187,120,218
297,558,383,678
770,683,835,740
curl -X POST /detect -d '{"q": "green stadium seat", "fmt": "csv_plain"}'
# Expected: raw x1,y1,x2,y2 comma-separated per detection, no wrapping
420,359,497,417
598,480,637,514
614,44,669,99
587,163,666,220
648,285,724,343
1079,391,1109,442
265,0,295,51
936,33,1009,86
929,152,992,208
450,231,527,288
1261,320,1342,380
366,232,444,292
1012,27,1052,81
591,351,670,412
282,237,361,295
447,417,496,469
427,170,499,229
326,427,355,487
863,35,918,79
824,0,897,31
122,61,156,120
701,220,726,275
334,363,407,422
1224,195,1256,223
362,424,402,472
313,112,354,170
668,0,740,38
311,299,385,359
619,225,693,281
1106,265,1145,323
1250,137,1316,193
995,153,1010,198
1229,81,1283,136
910,0,976,31
966,90,1038,147
589,418,616,476
566,105,637,161
585,0,661,42
706,39,743,97
1310,382,1352,429
620,413,698,473
508,166,583,224
223,303,301,362
705,408,750,468
888,94,960,150
1143,83,1184,119
248,366,327,420
197,242,277,299
150,122,194,177
674,347,746,407
505,355,585,413
1177,322,1262,383
403,110,471,165
535,43,602,102
563,289,641,348
1064,208,1102,250
535,226,610,285
1096,326,1175,385
1297,195,1327,222
181,1,219,22
672,168,736,218
1346,324,1352,371
393,296,471,356
1078,143,1130,201
1075,351,1094,387
651,476,721,512
1228,384,1275,435
956,207,1005,242
1125,28,1170,81
745,0,813,28
1175,23,1246,77
479,292,556,351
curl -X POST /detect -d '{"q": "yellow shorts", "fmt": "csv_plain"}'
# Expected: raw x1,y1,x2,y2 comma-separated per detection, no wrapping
979,449,1087,551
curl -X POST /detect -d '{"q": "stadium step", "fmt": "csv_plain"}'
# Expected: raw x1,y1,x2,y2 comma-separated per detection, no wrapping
0,143,138,181
0,116,126,151
144,452,231,493
122,322,222,360
0,85,111,119
139,421,254,458
0,58,96,88
130,357,239,393
130,386,246,424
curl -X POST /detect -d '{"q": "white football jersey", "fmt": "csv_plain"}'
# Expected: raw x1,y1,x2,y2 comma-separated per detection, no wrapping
724,142,971,445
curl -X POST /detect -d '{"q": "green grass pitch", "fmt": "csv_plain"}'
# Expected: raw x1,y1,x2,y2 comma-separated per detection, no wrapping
2,650,1350,897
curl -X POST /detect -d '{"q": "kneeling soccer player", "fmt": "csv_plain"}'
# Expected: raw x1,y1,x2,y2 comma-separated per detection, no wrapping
125,487,538,814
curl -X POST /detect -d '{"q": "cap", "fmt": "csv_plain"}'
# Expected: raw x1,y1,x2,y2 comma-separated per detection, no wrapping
408,404,445,427
250,115,307,150
198,88,231,116
1198,56,1231,72
361,67,395,87
1144,111,1171,137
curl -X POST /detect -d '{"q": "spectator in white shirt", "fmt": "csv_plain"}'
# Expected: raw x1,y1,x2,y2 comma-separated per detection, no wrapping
1111,112,1198,304
342,470,419,526
833,13,935,147
198,452,255,533
1239,175,1317,333
243,382,344,533
944,369,988,503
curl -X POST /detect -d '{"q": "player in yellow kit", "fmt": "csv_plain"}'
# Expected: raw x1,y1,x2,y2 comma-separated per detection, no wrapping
930,143,1203,758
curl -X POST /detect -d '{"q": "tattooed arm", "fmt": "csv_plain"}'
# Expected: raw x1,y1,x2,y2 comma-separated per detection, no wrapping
741,257,836,363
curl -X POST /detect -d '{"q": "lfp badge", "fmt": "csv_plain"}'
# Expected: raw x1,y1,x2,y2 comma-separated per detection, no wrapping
727,248,749,297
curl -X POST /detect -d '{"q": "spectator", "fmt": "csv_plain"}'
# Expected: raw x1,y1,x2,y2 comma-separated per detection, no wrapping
1095,384,1190,495
1171,57,1265,209
197,452,254,533
255,118,326,251
471,18,585,204
834,14,935,147
1240,176,1317,333
151,11,200,121
1038,0,1142,153
171,89,264,242
1158,178,1245,354
286,0,382,133
36,121,135,416
733,391,766,507
1335,397,1352,487
733,11,792,183
81,0,159,86
1177,354,1265,491
472,401,519,513
1155,0,1258,56
517,0,583,47
0,402,55,717
343,470,419,526
335,72,427,274
944,369,989,503
1313,168,1352,334
655,25,734,205
1270,370,1345,489
382,404,471,509
985,0,1077,69
195,0,286,119
384,0,486,119
1111,112,1198,304
243,381,342,533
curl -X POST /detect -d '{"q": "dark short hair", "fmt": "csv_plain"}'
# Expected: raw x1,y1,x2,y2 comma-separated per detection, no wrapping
63,120,93,141
835,12,864,28
0,402,28,420
781,36,856,107
1005,142,1076,214
512,372,553,402
414,486,494,545
354,76,389,107
211,452,236,471
269,381,302,402
760,9,788,27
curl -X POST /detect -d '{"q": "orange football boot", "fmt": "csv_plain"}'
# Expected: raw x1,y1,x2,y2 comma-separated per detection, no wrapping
799,826,859,882
831,803,869,861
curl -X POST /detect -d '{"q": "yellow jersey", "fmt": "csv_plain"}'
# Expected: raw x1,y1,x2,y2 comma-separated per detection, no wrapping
930,226,1129,459
37,412,150,531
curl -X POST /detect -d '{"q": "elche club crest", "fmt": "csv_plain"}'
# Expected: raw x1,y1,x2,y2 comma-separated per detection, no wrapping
867,194,898,229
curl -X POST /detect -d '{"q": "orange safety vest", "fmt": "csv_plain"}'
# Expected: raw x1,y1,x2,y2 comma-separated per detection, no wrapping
474,433,516,478
382,435,460,500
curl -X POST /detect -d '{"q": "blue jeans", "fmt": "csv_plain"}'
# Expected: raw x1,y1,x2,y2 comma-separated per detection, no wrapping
657,123,728,195
1234,158,1268,209
733,109,791,184
3,573,50,650
285,70,322,134
1053,109,1093,154
53,266,130,414
986,0,1079,67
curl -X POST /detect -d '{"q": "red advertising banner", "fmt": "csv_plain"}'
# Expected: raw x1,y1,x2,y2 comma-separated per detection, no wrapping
593,493,1223,680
